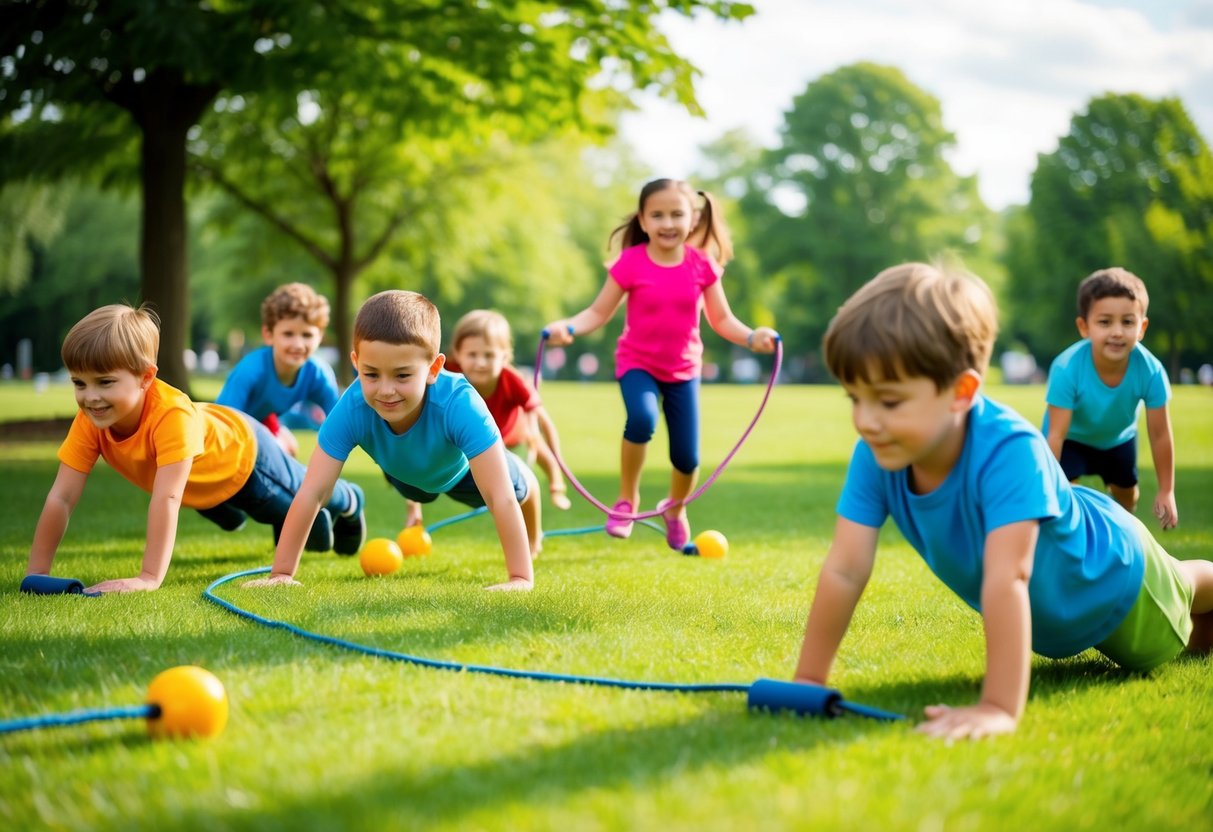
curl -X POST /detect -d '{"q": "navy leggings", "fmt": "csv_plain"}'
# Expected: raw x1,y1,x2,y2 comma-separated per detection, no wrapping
619,369,699,474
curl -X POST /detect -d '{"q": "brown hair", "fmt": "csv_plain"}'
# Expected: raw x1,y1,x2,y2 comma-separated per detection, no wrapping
608,178,735,265
824,263,998,390
1076,267,1149,318
451,309,514,364
62,303,160,376
353,290,441,359
261,282,331,330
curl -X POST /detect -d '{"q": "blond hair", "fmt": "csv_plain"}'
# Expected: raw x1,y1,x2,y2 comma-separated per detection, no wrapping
62,304,160,376
451,309,514,364
1077,267,1149,318
824,263,998,390
353,290,441,359
261,282,331,330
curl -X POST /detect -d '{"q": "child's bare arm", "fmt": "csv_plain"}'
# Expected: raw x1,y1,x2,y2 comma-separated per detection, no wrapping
1044,406,1072,463
245,448,343,587
26,464,89,577
1145,405,1177,530
545,279,625,345
919,520,1037,740
701,282,778,353
468,442,534,591
88,458,193,594
794,517,879,685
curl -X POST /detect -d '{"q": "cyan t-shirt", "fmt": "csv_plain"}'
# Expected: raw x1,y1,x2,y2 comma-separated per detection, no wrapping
1043,340,1170,449
318,370,499,494
216,347,339,423
837,396,1144,658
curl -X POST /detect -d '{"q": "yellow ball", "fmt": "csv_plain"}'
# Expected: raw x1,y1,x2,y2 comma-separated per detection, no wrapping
360,537,404,576
396,525,433,557
145,666,228,739
694,530,729,559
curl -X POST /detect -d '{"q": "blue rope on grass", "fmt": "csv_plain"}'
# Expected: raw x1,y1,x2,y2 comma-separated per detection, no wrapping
0,704,157,735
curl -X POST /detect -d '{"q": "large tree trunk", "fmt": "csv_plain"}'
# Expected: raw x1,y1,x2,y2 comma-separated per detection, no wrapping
130,70,218,396
333,261,357,386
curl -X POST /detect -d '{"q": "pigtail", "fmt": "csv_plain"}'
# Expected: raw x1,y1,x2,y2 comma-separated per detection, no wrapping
688,189,734,266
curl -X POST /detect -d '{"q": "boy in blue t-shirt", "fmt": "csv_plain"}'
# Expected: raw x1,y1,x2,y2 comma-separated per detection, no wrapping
246,290,541,591
1043,268,1176,529
217,282,339,458
793,263,1212,740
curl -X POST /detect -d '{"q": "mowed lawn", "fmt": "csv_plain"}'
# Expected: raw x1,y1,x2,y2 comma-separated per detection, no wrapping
1,377,1210,831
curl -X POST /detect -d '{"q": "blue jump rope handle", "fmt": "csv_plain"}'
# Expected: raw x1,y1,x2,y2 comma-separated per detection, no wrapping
20,575,100,597
540,325,576,339
747,678,906,722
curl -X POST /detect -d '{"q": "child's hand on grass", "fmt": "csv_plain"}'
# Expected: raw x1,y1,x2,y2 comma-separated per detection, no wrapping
917,701,1017,741
87,576,159,594
485,577,533,592
243,573,302,588
1153,492,1178,531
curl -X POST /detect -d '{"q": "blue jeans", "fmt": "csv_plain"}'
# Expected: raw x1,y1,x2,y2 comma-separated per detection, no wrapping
196,415,358,531
619,369,700,474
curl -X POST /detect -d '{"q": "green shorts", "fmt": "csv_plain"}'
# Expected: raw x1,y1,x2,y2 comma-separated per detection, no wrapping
1095,515,1193,672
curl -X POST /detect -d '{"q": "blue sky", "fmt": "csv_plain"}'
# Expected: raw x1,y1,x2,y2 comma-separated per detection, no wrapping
620,0,1213,209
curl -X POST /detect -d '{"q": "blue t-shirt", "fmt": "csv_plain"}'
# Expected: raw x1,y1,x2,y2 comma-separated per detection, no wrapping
837,396,1144,659
318,370,500,494
1043,340,1170,449
216,347,339,423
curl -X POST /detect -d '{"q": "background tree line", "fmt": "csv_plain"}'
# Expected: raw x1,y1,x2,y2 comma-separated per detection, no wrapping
3,3,1211,386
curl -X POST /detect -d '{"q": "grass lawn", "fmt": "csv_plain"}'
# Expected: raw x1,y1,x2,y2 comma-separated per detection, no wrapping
1,378,1211,831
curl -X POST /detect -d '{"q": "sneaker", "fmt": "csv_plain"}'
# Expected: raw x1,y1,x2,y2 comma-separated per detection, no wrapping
656,498,690,552
305,508,335,552
333,484,367,556
605,499,634,539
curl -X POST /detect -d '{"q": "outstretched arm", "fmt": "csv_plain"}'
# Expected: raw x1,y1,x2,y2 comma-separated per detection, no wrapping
26,464,89,578
245,448,344,587
1044,406,1072,464
88,458,193,593
794,517,879,685
544,278,625,346
468,441,534,591
1145,405,1177,530
701,281,778,353
919,520,1037,740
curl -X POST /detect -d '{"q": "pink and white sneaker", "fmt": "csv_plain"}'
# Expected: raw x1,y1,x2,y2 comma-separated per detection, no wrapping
656,498,690,551
605,500,634,539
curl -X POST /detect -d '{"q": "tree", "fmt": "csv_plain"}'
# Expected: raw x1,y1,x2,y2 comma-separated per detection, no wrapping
738,63,997,364
1013,93,1213,372
0,0,753,391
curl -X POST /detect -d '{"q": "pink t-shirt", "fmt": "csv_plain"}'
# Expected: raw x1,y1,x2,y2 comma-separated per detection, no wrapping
609,244,722,382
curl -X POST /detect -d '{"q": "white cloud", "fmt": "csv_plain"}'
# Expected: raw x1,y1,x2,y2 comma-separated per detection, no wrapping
620,0,1213,209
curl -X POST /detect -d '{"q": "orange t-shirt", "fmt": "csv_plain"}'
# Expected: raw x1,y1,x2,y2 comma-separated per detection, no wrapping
58,378,256,510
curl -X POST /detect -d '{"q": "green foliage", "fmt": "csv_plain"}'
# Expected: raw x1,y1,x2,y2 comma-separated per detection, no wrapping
1014,93,1213,370
0,181,67,295
737,63,999,374
1,382,1211,828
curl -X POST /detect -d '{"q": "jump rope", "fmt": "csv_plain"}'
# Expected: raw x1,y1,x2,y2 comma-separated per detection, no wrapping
532,328,785,525
5,337,904,736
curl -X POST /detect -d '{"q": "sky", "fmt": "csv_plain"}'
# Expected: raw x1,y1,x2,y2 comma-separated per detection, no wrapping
619,0,1213,210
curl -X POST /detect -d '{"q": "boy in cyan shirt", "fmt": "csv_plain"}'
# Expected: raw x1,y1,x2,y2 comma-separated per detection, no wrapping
25,304,365,594
246,290,542,591
792,263,1212,739
217,282,339,457
1043,267,1176,529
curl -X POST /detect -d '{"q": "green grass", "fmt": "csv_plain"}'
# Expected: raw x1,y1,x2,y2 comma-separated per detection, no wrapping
1,381,1211,831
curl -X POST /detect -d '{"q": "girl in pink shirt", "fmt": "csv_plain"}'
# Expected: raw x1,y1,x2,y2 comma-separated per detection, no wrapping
546,178,778,550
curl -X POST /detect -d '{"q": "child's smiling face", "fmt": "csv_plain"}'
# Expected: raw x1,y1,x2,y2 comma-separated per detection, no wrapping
71,367,153,438
1077,296,1147,369
351,340,443,434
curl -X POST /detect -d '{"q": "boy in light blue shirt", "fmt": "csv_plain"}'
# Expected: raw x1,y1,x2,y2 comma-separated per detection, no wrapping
792,263,1212,740
246,290,542,591
217,282,339,457
1043,268,1176,529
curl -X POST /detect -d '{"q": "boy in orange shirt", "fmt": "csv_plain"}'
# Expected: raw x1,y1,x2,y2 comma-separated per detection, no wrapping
25,304,365,594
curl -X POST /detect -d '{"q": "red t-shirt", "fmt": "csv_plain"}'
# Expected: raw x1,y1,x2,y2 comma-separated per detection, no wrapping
444,362,540,446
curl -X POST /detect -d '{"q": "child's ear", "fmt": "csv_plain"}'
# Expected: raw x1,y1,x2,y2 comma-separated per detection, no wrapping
261,325,274,345
1075,316,1089,339
141,365,159,390
952,370,981,407
427,353,446,384
1139,316,1149,338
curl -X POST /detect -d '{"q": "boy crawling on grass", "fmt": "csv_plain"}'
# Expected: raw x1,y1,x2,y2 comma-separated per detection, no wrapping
792,263,1213,739
25,304,365,593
